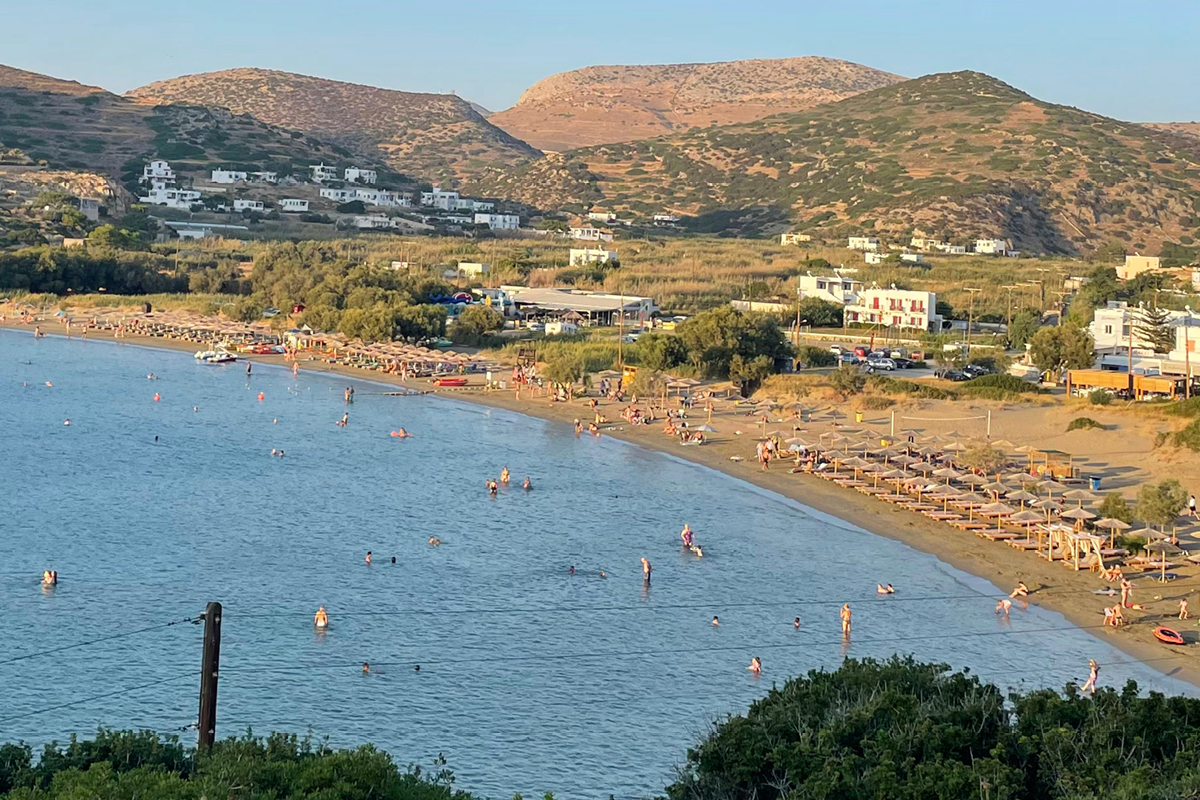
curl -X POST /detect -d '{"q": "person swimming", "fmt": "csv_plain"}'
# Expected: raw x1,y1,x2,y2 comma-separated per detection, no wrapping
712,615,719,627
599,570,607,579
63,419,70,426
793,616,800,630
257,392,265,402
365,551,372,565
569,565,576,575
689,545,704,557
748,657,762,674
314,605,328,628
522,476,532,491
876,583,894,594
153,393,160,402
391,556,396,564
338,412,349,427
362,662,370,675
390,428,412,438
500,467,510,484
681,524,694,547
487,479,498,496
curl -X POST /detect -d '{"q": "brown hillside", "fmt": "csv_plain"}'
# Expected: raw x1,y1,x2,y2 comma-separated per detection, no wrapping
467,71,1200,255
0,64,107,96
488,57,904,151
127,68,539,183
1145,122,1200,140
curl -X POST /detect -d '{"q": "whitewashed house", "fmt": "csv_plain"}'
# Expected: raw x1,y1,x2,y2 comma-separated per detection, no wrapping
589,211,617,224
864,251,884,265
233,199,265,212
420,188,460,209
935,243,968,255
900,253,925,264
653,214,680,225
142,160,175,183
475,213,520,231
569,248,618,266
844,287,942,331
457,262,491,278
320,188,355,203
251,171,278,184
139,187,201,209
344,167,377,185
351,215,398,230
569,226,613,242
797,273,864,305
211,169,247,184
310,163,338,183
974,239,1009,255
280,199,309,213
848,236,880,252
780,233,812,245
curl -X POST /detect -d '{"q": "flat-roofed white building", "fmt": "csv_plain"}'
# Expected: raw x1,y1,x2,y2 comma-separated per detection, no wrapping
310,163,338,183
569,226,613,242
320,187,355,203
780,233,812,245
139,187,200,209
504,286,657,325
848,236,880,252
844,287,941,331
142,160,174,183
457,261,491,278
233,199,264,212
797,273,863,305
351,214,398,230
974,238,1009,255
475,213,519,230
344,167,377,185
569,248,618,266
420,187,460,209
280,198,309,213
211,169,247,184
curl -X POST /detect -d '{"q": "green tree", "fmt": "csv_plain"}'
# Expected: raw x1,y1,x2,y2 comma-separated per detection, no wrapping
230,296,263,323
339,307,395,342
1136,479,1188,530
543,352,587,385
336,200,366,214
452,305,505,342
1134,304,1176,354
827,364,865,395
1092,240,1127,263
1029,324,1094,376
635,332,687,372
729,354,774,395
1098,491,1134,524
797,297,843,328
1006,307,1041,349
676,307,790,379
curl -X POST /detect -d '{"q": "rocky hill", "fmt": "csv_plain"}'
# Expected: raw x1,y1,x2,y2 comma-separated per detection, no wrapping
0,64,357,185
128,69,539,184
1146,122,1200,140
488,57,904,151
468,71,1200,254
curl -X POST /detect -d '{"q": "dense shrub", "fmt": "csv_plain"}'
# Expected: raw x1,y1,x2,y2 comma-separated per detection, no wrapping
1089,388,1113,405
796,346,837,368
960,373,1041,393
1172,418,1200,451
1067,416,1105,431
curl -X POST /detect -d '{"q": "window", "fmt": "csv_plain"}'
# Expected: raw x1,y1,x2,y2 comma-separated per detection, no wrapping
1104,325,1112,335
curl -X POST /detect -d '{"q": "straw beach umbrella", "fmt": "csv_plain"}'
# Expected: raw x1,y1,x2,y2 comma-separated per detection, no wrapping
1093,517,1132,548
979,502,1017,532
1145,539,1183,581
1063,489,1100,507
1006,489,1039,508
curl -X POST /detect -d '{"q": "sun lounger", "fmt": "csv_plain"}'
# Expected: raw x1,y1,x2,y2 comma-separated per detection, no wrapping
923,511,963,521
900,503,936,512
879,494,910,503
1007,538,1041,550
977,531,1020,541
950,521,989,530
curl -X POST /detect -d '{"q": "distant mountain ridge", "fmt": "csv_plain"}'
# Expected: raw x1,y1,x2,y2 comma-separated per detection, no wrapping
127,68,539,184
488,56,905,151
467,71,1200,254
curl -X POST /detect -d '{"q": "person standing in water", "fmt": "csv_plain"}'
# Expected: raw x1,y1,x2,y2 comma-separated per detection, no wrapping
641,558,652,582
314,606,329,628
500,467,510,484
1081,659,1100,694
748,657,761,674
522,476,532,491
246,362,252,376
711,616,719,627
365,551,372,565
793,616,801,630
840,603,851,636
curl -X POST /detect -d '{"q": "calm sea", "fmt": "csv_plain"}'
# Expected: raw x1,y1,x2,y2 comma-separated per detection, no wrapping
0,329,1193,799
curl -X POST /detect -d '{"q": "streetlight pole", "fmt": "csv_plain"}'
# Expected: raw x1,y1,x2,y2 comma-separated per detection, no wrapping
963,287,982,355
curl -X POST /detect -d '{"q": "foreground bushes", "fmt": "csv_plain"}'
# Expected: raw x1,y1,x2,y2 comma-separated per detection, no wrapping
668,657,1200,800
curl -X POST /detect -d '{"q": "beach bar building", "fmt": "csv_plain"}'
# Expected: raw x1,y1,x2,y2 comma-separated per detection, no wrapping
502,286,657,326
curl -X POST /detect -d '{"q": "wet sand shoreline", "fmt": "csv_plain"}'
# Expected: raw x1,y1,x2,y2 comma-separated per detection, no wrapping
7,320,1199,692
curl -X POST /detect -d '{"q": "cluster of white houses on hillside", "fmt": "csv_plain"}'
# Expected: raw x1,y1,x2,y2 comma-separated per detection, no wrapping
841,235,1017,259
138,160,201,209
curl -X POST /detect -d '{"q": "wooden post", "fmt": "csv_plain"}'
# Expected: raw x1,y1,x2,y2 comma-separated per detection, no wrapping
197,601,222,751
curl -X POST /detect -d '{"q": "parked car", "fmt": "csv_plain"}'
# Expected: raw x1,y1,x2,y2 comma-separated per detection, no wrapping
829,345,845,355
963,364,991,378
839,352,860,364
892,357,916,369
853,345,871,358
938,369,970,381
866,357,897,371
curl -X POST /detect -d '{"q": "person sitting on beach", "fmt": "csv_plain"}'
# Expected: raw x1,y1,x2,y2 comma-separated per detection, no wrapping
1010,582,1029,598
996,598,1012,617
748,657,761,674
314,606,329,628
1181,598,1190,620
522,476,532,491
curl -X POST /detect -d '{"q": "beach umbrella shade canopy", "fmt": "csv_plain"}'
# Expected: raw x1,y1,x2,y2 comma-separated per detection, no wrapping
695,424,718,433
980,502,1017,517
1006,490,1039,506
1063,489,1100,506
1060,508,1097,521
1010,510,1045,526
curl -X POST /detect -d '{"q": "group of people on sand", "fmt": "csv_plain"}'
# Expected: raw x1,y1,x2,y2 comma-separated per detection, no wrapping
487,467,532,496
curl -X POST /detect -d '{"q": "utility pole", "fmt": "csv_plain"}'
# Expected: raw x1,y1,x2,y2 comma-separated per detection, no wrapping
963,287,982,355
1000,284,1019,333
197,602,222,751
617,276,625,373
795,285,802,349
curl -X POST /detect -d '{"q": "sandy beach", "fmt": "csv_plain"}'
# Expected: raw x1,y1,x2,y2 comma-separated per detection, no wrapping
7,315,1200,691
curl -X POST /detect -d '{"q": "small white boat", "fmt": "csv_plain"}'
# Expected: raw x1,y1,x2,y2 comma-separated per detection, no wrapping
194,349,238,364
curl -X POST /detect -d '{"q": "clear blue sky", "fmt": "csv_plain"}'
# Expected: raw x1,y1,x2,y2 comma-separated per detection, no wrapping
8,0,1197,121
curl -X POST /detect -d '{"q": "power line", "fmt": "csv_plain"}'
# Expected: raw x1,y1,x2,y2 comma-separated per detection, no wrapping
0,616,200,667
215,621,1154,675
0,671,197,724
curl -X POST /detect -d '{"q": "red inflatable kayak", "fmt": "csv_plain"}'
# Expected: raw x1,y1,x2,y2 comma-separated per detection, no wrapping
432,377,468,387
1153,626,1185,645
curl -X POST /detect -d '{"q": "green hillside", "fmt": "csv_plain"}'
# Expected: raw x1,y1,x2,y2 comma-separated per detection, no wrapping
465,71,1200,254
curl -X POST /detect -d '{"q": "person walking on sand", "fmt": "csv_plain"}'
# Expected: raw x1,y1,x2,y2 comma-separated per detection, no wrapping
1181,597,1190,620
1190,494,1198,520
840,603,851,635
1081,659,1099,694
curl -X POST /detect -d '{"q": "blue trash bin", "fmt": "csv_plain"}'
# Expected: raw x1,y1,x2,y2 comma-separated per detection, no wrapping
1089,476,1101,491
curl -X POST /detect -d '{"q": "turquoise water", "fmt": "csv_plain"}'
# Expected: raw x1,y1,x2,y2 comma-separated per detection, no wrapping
0,329,1193,799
